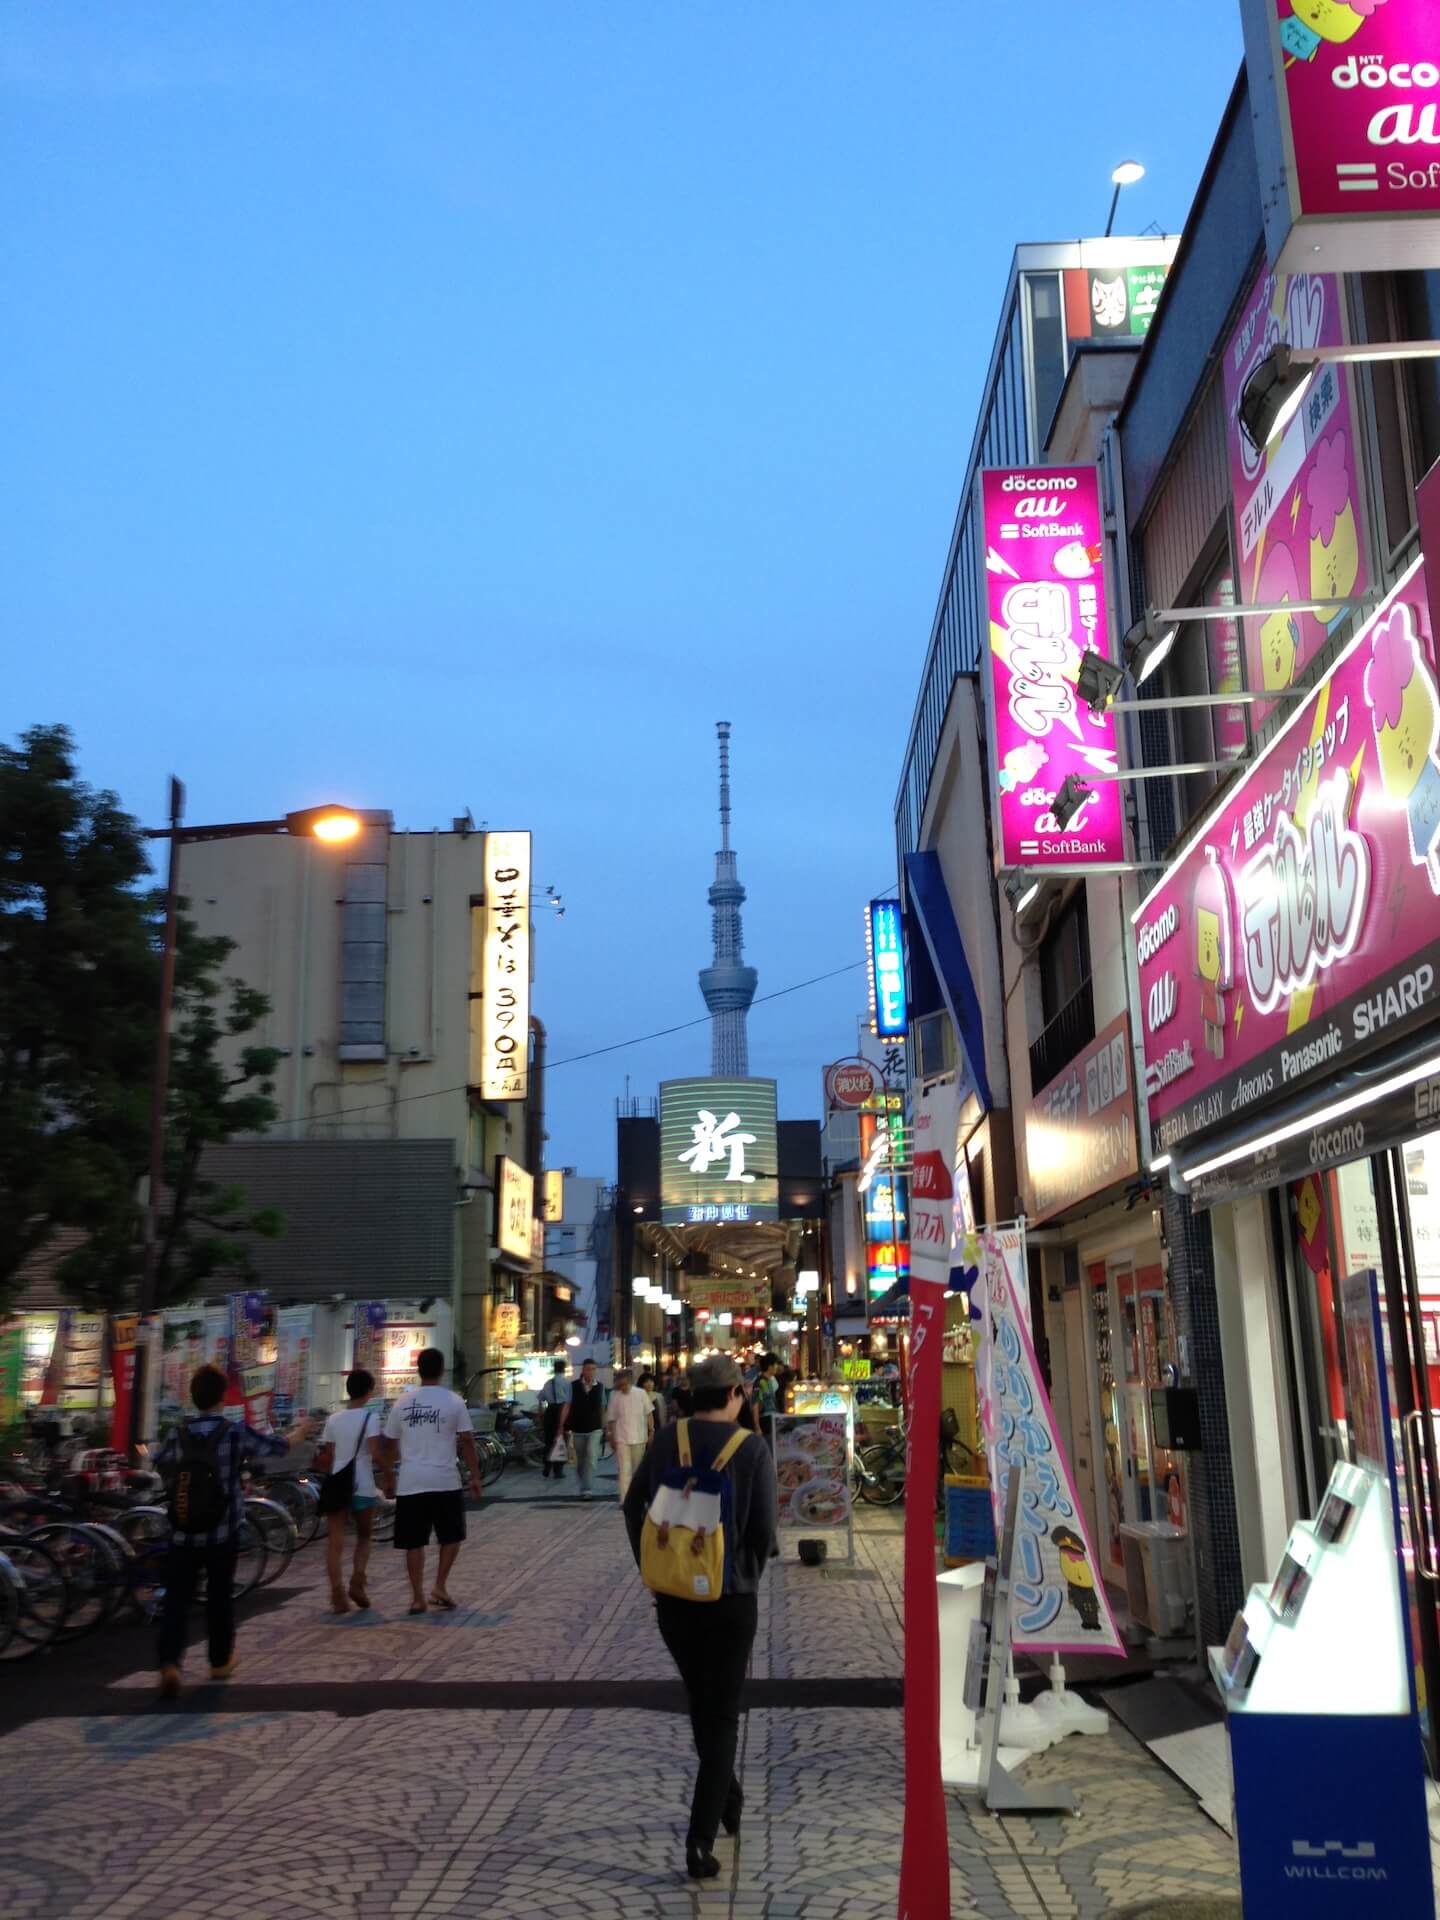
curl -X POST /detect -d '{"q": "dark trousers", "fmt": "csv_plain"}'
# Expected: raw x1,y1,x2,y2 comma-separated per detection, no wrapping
541,1403,564,1477
656,1591,757,1848
156,1542,239,1670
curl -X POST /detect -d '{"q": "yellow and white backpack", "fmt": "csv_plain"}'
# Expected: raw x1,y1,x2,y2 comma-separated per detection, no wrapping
639,1418,750,1602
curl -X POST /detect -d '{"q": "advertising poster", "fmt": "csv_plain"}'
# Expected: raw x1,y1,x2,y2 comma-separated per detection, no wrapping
973,1228,1123,1656
1024,1013,1138,1224
352,1301,387,1377
108,1314,138,1452
1133,559,1440,1166
59,1312,104,1415
979,464,1124,871
1062,261,1169,340
0,1323,23,1428
898,1077,956,1920
1223,262,1367,722
772,1410,853,1532
273,1306,315,1422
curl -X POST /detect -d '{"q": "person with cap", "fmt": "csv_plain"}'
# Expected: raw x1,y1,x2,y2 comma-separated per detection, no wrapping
622,1353,779,1883
604,1367,653,1502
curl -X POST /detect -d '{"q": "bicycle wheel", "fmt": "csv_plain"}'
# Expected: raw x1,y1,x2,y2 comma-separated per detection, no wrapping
857,1446,905,1506
478,1437,506,1488
232,1517,268,1599
283,1476,324,1546
0,1536,70,1655
27,1523,114,1637
243,1498,297,1585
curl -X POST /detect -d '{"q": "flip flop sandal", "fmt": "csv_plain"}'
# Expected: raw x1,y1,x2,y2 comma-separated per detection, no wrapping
408,1601,427,1615
428,1593,458,1610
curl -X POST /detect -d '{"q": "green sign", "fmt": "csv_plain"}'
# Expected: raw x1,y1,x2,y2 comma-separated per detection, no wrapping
660,1077,780,1226
0,1324,23,1426
1126,265,1167,335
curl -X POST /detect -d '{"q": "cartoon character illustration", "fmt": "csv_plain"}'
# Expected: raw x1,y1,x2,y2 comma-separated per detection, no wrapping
1091,274,1128,333
1256,540,1304,692
1051,1525,1103,1631
1306,431,1360,616
1053,539,1101,581
1365,601,1440,891
1294,1174,1330,1279
1193,847,1234,1059
998,739,1048,794
1285,0,1385,59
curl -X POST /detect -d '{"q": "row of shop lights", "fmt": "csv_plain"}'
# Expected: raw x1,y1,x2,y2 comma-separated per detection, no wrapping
632,1277,803,1337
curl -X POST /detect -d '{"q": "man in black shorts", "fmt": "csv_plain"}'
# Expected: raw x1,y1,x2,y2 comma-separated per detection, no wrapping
379,1348,482,1613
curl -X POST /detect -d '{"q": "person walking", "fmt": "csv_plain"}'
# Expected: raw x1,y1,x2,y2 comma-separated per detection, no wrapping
638,1369,667,1431
314,1368,383,1614
623,1355,778,1882
378,1348,482,1614
153,1364,314,1697
605,1368,653,1502
539,1359,570,1481
754,1356,780,1433
561,1356,605,1498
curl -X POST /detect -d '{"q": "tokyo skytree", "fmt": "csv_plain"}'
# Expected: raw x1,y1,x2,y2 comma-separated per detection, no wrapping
698,721,758,1077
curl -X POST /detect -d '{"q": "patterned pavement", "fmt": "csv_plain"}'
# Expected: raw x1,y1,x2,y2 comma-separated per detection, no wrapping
2,1480,1243,1919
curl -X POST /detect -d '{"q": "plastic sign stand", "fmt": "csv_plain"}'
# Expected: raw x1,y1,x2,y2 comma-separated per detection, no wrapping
1211,1272,1434,1914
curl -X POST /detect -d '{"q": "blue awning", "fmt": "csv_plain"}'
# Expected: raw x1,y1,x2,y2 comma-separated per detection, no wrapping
903,850,992,1113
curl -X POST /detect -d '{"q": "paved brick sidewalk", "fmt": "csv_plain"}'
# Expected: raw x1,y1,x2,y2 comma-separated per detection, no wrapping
3,1499,1240,1919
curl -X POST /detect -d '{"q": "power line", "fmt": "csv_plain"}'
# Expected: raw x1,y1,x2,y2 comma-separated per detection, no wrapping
265,958,866,1133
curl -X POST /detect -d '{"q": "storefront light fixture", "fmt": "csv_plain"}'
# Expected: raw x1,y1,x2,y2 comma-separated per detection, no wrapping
719,1311,733,1326
1148,1153,1172,1173
1178,1048,1440,1186
664,1299,682,1317
1241,338,1440,455
1004,872,1042,918
797,1230,820,1292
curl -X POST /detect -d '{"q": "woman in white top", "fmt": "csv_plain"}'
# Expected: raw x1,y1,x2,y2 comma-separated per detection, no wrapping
638,1370,666,1431
314,1368,384,1614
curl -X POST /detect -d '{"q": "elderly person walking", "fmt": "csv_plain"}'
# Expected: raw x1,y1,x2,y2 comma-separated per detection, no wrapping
604,1368,653,1502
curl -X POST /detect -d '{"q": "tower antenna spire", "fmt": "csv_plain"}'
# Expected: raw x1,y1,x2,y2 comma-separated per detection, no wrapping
698,720,757,1076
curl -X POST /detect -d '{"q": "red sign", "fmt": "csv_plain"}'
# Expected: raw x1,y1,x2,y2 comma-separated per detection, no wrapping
825,1058,882,1109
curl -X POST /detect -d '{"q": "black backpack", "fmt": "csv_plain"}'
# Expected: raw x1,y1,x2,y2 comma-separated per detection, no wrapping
166,1421,228,1533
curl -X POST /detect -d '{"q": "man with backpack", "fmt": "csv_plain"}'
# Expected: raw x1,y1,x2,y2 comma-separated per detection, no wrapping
622,1354,778,1883
152,1363,313,1698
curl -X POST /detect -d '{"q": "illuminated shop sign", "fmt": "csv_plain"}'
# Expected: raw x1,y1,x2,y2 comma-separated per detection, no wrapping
1242,0,1440,273
979,465,1125,872
471,831,531,1102
659,1077,780,1226
1025,1014,1138,1224
497,1156,535,1262
1133,557,1440,1160
867,899,909,1037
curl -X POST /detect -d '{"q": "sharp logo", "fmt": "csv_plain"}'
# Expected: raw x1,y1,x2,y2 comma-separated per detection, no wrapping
1285,1839,1386,1883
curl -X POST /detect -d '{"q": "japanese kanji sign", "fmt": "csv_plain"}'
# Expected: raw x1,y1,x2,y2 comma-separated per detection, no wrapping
659,1077,779,1225
1134,557,1440,1160
472,830,531,1102
973,1226,1123,1658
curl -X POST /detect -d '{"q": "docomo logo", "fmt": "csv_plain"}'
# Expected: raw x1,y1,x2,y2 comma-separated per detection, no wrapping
1310,1120,1365,1167
1137,903,1178,966
1001,474,1079,492
825,1060,882,1109
1334,57,1440,92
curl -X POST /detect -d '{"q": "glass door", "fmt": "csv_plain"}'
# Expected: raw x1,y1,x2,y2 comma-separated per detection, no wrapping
1087,1261,1127,1585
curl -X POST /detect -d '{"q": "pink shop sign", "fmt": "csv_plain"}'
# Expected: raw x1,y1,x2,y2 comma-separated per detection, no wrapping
1222,263,1369,727
979,465,1125,872
1134,557,1440,1157
1242,0,1440,271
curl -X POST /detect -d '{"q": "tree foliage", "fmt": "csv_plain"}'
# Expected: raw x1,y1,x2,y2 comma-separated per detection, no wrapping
0,726,283,1314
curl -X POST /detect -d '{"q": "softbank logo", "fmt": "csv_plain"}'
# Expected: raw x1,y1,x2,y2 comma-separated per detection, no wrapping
1285,1839,1386,1883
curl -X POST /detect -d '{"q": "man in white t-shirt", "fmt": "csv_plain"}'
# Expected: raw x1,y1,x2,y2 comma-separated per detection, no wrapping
379,1348,482,1613
604,1368,653,1503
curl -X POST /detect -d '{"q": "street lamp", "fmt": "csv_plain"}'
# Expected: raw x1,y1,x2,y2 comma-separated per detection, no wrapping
1105,160,1145,238
130,781,363,1452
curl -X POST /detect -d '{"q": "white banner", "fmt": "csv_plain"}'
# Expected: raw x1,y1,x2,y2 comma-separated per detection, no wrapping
909,1078,958,1289
973,1225,1123,1658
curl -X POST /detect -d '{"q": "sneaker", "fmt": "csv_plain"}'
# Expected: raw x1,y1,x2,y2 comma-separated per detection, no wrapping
209,1655,241,1682
158,1665,182,1699
581,1490,593,1500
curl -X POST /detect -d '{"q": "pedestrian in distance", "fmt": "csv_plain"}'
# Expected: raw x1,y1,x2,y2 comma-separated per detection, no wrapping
313,1367,383,1615
539,1358,570,1481
754,1355,780,1433
153,1363,314,1698
623,1353,779,1883
638,1369,667,1431
605,1368,653,1502
561,1356,605,1498
378,1348,482,1614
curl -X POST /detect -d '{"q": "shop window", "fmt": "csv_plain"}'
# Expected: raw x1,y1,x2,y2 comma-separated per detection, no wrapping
1029,890,1094,1089
1397,270,1440,482
1357,273,1440,565
913,1009,955,1082
1027,272,1066,451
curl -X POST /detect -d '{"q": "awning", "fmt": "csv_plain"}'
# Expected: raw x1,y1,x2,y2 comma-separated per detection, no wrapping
903,850,992,1112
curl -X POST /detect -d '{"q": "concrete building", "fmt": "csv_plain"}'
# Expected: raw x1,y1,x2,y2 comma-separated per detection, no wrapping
175,809,540,1396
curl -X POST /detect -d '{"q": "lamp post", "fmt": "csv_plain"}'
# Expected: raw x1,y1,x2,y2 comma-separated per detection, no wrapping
1105,160,1145,238
129,788,362,1453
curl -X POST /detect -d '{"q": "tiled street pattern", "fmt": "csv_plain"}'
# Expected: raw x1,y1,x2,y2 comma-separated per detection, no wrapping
2,1474,1242,1919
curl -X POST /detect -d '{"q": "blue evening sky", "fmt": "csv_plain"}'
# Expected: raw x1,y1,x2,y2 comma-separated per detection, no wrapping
2,5,1243,1176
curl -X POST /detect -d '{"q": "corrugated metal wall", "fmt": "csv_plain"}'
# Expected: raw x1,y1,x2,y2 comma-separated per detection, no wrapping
1136,371,1231,615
